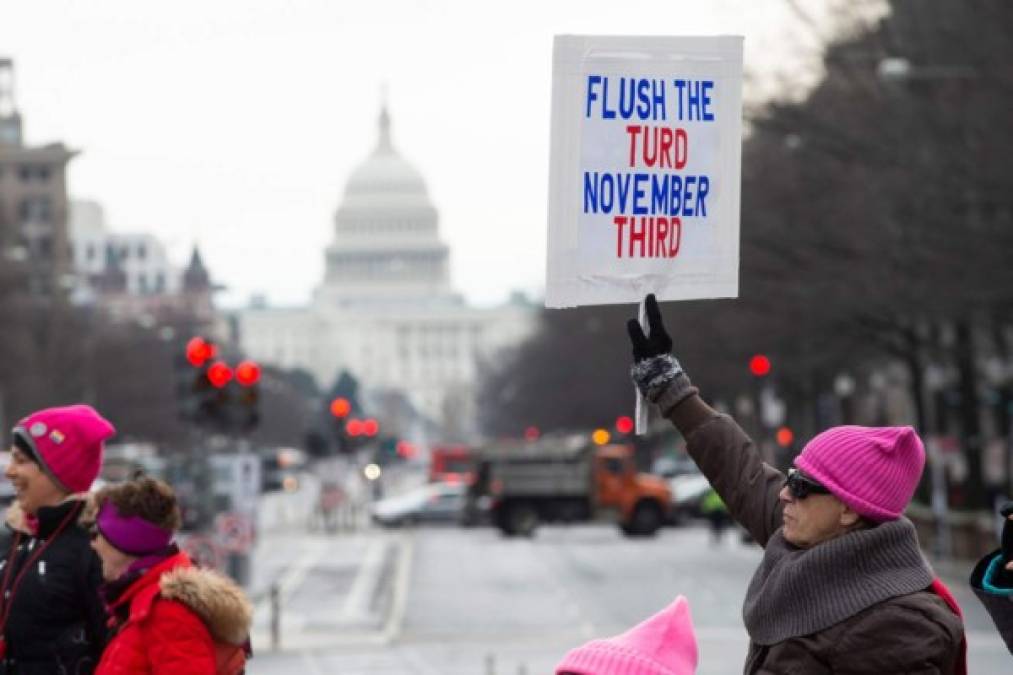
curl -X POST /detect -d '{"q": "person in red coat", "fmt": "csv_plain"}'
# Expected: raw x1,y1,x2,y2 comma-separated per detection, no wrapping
87,478,252,675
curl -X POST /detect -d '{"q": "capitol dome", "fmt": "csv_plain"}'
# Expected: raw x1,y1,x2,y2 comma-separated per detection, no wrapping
343,107,431,202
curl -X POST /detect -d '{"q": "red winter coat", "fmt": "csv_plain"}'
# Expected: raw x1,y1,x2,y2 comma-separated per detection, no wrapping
95,552,252,675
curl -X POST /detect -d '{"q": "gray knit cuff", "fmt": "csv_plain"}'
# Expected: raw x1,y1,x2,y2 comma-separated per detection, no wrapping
630,354,696,414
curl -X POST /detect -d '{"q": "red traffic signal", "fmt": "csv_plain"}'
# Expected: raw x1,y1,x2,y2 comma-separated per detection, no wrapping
615,415,635,434
776,426,795,447
330,397,351,418
749,354,772,377
524,426,540,441
207,361,233,388
185,337,216,367
235,360,261,387
363,418,379,437
396,441,417,459
345,418,364,437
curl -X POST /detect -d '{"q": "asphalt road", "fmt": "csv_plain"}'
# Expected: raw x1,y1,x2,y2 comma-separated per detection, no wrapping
249,521,1011,674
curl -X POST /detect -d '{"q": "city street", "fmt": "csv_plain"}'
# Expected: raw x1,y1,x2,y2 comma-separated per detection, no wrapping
248,514,1011,674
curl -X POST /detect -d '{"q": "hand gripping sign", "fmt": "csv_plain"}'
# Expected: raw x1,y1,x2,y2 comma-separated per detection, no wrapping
546,35,743,431
546,35,743,308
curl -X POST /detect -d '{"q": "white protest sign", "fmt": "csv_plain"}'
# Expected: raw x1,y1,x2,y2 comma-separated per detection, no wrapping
546,35,743,308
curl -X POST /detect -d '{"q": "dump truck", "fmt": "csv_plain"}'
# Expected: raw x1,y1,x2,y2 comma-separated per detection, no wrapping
467,435,671,537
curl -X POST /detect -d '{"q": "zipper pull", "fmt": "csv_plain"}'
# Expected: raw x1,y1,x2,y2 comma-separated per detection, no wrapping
38,560,46,577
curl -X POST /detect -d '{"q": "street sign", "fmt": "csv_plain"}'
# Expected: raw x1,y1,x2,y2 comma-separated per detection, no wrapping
215,512,255,554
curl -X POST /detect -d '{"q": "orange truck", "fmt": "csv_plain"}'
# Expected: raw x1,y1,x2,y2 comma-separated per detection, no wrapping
468,435,671,537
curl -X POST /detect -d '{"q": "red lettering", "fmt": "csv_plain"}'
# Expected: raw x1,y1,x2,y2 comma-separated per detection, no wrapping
659,128,673,168
614,216,628,257
675,129,688,169
644,127,657,167
626,126,641,168
656,217,668,257
629,217,646,257
669,217,682,256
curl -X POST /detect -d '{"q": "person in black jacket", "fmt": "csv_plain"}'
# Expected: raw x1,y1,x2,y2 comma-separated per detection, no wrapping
0,405,115,674
970,501,1013,655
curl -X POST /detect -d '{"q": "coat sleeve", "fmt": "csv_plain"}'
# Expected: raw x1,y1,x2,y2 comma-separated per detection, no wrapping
830,601,963,674
78,545,110,655
666,395,785,546
970,550,1013,654
145,600,217,675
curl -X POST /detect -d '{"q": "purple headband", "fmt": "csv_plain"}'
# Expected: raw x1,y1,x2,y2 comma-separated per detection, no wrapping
96,501,173,556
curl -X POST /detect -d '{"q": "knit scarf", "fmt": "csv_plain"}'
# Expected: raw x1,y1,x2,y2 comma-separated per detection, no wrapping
742,517,934,645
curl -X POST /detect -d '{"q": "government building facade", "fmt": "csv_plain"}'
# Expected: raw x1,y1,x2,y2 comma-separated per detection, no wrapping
237,108,535,436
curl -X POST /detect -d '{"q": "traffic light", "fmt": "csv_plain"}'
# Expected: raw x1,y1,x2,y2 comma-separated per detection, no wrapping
615,416,634,435
749,354,772,377
330,397,351,419
178,336,261,433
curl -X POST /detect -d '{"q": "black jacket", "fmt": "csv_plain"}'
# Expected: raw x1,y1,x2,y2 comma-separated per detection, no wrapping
970,550,1013,655
0,499,107,674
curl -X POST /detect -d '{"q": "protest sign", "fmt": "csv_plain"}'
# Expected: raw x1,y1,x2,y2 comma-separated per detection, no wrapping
546,35,744,308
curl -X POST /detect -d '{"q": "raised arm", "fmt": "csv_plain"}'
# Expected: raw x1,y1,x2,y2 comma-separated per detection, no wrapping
628,294,784,546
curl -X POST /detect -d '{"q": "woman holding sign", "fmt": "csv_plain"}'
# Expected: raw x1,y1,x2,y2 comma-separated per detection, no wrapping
626,295,965,674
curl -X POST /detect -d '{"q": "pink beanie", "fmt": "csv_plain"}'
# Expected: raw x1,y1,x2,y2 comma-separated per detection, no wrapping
555,596,697,675
795,425,925,522
12,405,115,493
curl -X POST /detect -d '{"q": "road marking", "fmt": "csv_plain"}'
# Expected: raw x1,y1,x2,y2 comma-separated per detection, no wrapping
339,536,389,622
382,530,415,644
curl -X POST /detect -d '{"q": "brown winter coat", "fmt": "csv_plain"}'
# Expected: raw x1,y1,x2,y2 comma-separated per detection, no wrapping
667,395,965,674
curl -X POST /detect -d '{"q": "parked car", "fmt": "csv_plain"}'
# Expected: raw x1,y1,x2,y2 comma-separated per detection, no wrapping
667,472,713,524
371,482,466,527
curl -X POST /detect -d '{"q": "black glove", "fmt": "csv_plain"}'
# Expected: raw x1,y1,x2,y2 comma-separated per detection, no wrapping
626,294,673,362
627,294,697,415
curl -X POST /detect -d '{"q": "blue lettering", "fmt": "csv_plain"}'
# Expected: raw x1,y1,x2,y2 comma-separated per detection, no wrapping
586,75,602,118
636,79,651,119
602,77,615,119
651,174,668,214
616,173,632,212
584,172,598,213
696,176,709,216
669,175,682,215
600,174,614,213
673,79,686,120
633,173,648,215
653,79,666,121
619,78,635,119
681,176,697,217
702,81,714,121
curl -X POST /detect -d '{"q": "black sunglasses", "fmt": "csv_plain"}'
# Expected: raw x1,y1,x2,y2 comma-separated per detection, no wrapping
784,468,832,500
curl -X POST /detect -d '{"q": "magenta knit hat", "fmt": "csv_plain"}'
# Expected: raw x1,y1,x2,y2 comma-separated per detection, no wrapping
555,596,697,675
795,425,925,522
12,405,115,493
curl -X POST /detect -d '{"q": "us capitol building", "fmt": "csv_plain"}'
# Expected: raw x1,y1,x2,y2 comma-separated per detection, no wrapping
236,107,536,435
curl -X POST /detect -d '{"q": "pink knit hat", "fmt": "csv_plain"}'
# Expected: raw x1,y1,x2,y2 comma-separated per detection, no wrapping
12,405,115,493
795,425,925,522
555,596,697,675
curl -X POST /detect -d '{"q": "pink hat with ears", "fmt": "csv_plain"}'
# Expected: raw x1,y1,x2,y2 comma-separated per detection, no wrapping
555,596,698,675
12,404,115,494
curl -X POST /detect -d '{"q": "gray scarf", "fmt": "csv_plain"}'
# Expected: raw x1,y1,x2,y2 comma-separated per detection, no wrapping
742,517,934,645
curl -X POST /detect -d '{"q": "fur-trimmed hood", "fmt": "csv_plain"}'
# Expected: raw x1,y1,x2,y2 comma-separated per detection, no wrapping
158,565,253,645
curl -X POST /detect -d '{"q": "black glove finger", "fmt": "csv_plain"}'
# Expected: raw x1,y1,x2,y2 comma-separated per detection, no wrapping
644,294,663,336
627,319,649,359
644,294,673,353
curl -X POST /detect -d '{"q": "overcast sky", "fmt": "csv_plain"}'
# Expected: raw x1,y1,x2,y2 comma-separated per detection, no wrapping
1,0,843,308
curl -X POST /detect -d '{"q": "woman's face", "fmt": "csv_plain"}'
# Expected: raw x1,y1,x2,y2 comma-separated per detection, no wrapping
4,446,67,515
90,529,136,582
